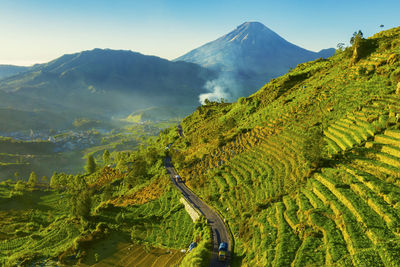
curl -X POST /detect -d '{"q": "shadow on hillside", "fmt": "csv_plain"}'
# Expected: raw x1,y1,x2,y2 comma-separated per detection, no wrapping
76,231,131,265
0,190,55,211
231,254,245,266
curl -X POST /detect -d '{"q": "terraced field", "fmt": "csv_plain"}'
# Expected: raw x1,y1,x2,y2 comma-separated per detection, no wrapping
0,175,196,266
80,243,184,267
324,95,400,156
187,128,302,211
0,211,82,266
174,92,400,266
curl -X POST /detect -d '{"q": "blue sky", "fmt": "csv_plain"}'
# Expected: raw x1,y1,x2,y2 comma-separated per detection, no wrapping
1,0,399,65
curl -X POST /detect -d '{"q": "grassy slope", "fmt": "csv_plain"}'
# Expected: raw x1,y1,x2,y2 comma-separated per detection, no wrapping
166,26,400,266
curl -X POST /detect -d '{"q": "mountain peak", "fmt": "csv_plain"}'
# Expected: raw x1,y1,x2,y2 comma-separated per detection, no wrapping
237,21,269,31
224,21,278,44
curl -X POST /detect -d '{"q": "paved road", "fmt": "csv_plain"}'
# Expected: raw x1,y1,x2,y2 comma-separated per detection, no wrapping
165,156,231,267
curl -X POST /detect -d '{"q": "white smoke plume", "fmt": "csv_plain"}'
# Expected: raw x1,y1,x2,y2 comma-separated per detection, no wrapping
199,80,230,104
199,72,243,104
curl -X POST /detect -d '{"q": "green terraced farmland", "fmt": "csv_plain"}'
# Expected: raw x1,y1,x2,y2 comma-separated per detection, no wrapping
168,26,400,267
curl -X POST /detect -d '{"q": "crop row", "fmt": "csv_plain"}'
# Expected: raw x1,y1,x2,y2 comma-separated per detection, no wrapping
272,202,301,267
323,95,400,156
4,220,80,265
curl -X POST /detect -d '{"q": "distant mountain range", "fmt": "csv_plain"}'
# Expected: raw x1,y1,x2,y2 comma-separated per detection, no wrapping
0,65,30,79
175,22,335,101
0,22,335,128
0,49,215,129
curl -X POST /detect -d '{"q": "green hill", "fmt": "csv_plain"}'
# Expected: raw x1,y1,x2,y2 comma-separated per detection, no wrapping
165,26,400,266
124,106,185,123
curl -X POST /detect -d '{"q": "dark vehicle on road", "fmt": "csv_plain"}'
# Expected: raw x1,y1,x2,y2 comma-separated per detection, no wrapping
188,242,197,252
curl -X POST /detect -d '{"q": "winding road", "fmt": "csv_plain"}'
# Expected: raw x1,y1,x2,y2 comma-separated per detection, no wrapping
165,140,232,267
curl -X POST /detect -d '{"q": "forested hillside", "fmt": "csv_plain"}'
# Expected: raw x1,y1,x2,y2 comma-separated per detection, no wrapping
166,26,400,266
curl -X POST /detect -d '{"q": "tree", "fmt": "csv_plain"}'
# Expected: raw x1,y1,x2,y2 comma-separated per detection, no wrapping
50,172,65,189
85,155,97,174
50,172,58,189
14,181,26,192
102,150,111,165
14,172,20,181
350,30,363,45
126,157,148,186
72,190,92,220
28,171,38,188
102,184,113,201
350,30,371,63
336,43,345,51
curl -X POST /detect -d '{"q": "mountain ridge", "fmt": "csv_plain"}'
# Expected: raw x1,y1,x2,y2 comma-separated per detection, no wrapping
0,48,216,120
0,64,30,79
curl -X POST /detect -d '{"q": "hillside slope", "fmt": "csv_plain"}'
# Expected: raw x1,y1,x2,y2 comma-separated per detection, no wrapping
167,26,400,266
175,22,334,100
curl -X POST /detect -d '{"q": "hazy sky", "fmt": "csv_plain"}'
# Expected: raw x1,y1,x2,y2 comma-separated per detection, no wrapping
1,0,399,66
